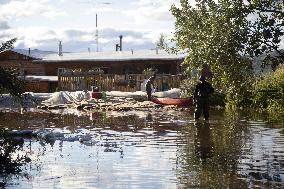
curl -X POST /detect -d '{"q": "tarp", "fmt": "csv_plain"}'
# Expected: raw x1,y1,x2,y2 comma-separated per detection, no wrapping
0,88,183,107
41,89,181,105
152,88,181,98
42,91,91,105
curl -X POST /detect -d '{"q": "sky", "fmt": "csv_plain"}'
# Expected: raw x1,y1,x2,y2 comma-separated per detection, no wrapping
0,0,182,52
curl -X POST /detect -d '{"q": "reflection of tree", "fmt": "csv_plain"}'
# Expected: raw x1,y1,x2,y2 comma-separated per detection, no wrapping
177,111,250,188
146,113,153,122
0,130,31,187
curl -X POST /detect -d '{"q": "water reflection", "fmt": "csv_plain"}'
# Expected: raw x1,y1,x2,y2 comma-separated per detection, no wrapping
0,109,283,188
0,131,31,187
194,121,213,161
146,113,153,122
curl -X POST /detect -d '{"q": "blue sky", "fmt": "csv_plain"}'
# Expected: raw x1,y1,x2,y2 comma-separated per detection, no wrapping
0,0,182,52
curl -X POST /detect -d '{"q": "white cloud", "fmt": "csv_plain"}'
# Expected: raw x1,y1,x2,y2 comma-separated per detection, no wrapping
87,6,117,15
144,30,174,45
123,36,145,45
0,0,65,20
98,37,111,44
0,26,156,51
126,0,178,23
0,0,177,51
0,20,10,30
14,27,58,48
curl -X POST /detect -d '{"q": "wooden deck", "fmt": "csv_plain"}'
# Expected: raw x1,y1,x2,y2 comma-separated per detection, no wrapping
58,73,182,92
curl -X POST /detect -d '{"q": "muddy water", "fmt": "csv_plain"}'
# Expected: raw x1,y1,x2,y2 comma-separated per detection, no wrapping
0,109,283,188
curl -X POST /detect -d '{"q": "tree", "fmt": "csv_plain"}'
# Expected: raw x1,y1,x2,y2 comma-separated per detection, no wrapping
243,0,284,70
0,38,17,52
171,0,284,106
0,38,23,97
156,34,168,50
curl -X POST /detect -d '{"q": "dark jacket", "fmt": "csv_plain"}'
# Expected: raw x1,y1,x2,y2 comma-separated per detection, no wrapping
194,81,214,99
145,76,155,93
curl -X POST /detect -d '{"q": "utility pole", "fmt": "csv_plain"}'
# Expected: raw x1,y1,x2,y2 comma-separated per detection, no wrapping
95,13,99,52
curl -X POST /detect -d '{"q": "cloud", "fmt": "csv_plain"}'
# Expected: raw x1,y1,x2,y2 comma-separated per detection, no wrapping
0,20,14,42
0,0,22,3
0,20,10,30
0,26,156,52
0,0,176,52
79,0,118,16
100,28,144,39
0,32,13,40
126,0,198,23
126,0,179,23
0,0,65,20
87,6,116,14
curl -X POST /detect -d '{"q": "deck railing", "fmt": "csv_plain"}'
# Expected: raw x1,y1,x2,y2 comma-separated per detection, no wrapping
58,73,182,92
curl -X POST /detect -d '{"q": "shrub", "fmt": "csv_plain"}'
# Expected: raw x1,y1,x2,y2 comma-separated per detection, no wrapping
252,65,284,111
209,91,226,107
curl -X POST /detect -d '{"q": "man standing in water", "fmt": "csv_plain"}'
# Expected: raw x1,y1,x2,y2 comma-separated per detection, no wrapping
145,74,156,101
194,75,214,121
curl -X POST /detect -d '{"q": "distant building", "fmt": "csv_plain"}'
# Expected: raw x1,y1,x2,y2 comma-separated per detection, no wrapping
0,49,186,76
0,48,186,92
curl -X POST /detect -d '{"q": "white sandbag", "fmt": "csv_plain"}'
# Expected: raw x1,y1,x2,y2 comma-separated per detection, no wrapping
42,91,78,105
42,91,92,105
152,88,181,98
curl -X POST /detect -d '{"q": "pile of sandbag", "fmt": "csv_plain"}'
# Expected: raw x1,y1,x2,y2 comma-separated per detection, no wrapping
41,88,182,106
106,88,181,99
42,91,91,105
152,88,181,98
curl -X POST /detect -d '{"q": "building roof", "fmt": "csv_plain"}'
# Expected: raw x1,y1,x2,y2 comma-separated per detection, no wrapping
0,48,186,63
35,49,186,63
4,49,57,59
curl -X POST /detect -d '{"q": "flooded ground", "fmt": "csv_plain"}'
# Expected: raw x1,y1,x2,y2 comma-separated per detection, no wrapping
0,108,284,188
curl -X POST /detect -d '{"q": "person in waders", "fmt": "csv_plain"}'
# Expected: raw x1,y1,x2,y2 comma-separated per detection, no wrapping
145,74,156,101
194,75,214,121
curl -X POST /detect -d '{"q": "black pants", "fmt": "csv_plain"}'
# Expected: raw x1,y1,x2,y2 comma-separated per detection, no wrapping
147,91,151,100
194,97,209,120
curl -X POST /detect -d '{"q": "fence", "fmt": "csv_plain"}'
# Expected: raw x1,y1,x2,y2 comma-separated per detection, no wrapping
58,73,182,92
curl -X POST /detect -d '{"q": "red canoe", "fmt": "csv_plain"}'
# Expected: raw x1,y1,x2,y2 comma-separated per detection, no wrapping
150,96,193,106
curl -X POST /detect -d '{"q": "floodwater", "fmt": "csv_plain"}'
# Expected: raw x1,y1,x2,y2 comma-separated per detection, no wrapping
0,108,284,189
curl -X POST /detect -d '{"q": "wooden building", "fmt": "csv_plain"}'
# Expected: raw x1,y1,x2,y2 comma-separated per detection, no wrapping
20,76,58,93
0,49,185,75
0,49,46,75
35,50,185,75
0,49,186,92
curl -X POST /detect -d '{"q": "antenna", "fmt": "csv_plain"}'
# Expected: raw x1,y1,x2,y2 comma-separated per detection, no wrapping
95,13,99,52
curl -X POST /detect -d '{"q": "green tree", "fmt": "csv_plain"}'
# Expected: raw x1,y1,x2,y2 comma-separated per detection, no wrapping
0,38,17,52
156,33,168,50
171,0,284,107
244,0,284,70
252,64,284,112
0,38,23,97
